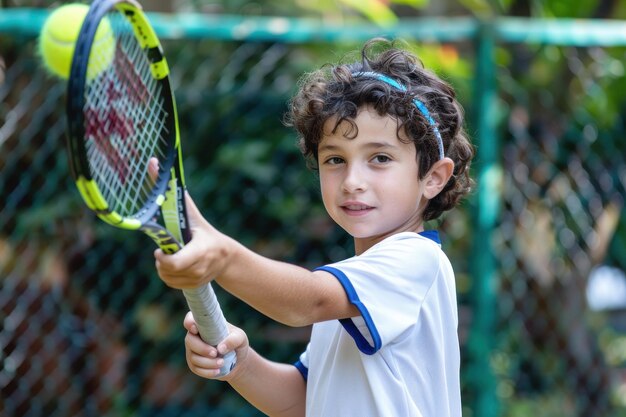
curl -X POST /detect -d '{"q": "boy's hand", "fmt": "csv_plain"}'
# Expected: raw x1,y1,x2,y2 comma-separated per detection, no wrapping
184,312,249,380
154,192,234,289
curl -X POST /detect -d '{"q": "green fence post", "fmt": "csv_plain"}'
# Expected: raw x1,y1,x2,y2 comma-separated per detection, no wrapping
468,19,501,417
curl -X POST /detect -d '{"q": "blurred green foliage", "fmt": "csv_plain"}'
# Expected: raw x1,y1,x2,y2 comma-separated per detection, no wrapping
2,1,626,416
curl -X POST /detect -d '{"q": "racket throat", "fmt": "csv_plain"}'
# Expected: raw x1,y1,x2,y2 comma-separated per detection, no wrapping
141,223,182,254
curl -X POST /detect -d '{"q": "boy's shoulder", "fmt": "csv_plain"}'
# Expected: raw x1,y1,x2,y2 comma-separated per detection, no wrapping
336,231,444,275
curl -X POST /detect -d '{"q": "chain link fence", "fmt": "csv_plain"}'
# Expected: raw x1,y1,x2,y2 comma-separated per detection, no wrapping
2,7,626,417
492,40,626,417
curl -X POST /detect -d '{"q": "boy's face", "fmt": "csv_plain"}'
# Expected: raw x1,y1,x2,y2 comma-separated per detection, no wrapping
318,106,428,251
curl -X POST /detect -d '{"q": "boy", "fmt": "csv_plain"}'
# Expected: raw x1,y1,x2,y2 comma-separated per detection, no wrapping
155,38,474,416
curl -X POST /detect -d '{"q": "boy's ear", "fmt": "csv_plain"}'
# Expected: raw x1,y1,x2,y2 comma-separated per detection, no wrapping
423,157,454,199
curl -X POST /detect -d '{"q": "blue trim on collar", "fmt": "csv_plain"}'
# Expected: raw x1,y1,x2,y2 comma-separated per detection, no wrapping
419,230,441,245
315,265,381,355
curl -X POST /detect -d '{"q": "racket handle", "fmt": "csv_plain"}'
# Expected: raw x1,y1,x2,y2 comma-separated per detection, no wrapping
182,284,237,377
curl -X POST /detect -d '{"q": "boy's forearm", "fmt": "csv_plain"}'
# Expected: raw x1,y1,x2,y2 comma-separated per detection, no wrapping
216,237,356,326
228,348,306,417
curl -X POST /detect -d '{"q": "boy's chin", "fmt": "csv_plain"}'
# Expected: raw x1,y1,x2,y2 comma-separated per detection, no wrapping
349,230,391,240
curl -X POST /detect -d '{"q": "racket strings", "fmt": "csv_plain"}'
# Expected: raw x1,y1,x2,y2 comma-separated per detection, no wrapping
83,12,169,217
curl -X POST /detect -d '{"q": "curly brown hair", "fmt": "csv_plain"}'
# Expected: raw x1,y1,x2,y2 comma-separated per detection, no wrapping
285,38,474,221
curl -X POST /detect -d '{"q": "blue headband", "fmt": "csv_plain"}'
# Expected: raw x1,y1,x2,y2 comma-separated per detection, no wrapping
352,71,445,160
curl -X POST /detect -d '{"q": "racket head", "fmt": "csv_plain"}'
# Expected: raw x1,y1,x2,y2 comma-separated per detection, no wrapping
66,0,181,236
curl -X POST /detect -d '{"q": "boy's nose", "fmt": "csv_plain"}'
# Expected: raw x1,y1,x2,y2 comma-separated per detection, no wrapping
342,165,367,193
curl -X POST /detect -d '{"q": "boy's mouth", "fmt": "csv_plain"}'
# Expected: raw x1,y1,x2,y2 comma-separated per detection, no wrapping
344,204,369,210
341,203,374,215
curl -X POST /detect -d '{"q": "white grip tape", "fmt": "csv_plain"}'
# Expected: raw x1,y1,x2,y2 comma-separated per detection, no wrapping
183,284,237,377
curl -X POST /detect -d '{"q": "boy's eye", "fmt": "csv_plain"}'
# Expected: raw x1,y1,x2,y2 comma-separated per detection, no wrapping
372,154,391,163
324,156,344,165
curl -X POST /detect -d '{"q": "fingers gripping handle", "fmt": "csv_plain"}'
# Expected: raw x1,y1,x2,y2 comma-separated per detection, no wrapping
147,206,236,376
183,285,237,377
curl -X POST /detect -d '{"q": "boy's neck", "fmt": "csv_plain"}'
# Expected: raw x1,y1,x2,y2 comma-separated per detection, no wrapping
353,226,425,255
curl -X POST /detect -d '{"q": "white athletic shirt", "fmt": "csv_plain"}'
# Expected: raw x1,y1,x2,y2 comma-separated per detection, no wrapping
294,231,461,417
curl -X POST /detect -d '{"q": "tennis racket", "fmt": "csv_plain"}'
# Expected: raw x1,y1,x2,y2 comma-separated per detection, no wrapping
66,0,236,376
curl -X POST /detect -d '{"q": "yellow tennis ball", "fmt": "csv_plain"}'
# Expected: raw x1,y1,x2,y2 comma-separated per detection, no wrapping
38,3,115,80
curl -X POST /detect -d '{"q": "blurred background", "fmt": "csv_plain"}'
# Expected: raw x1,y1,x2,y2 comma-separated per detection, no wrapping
1,0,626,416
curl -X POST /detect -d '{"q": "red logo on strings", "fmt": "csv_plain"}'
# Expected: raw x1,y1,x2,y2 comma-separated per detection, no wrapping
84,44,150,185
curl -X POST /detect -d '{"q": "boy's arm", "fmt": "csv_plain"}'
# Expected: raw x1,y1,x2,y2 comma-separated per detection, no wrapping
185,314,306,417
228,349,306,417
220,242,357,326
155,194,358,326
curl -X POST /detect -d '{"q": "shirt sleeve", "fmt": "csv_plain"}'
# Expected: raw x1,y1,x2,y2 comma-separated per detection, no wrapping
294,344,310,380
317,235,441,354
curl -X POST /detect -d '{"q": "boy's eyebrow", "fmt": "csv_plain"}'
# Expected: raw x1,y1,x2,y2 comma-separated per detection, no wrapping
318,141,397,153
